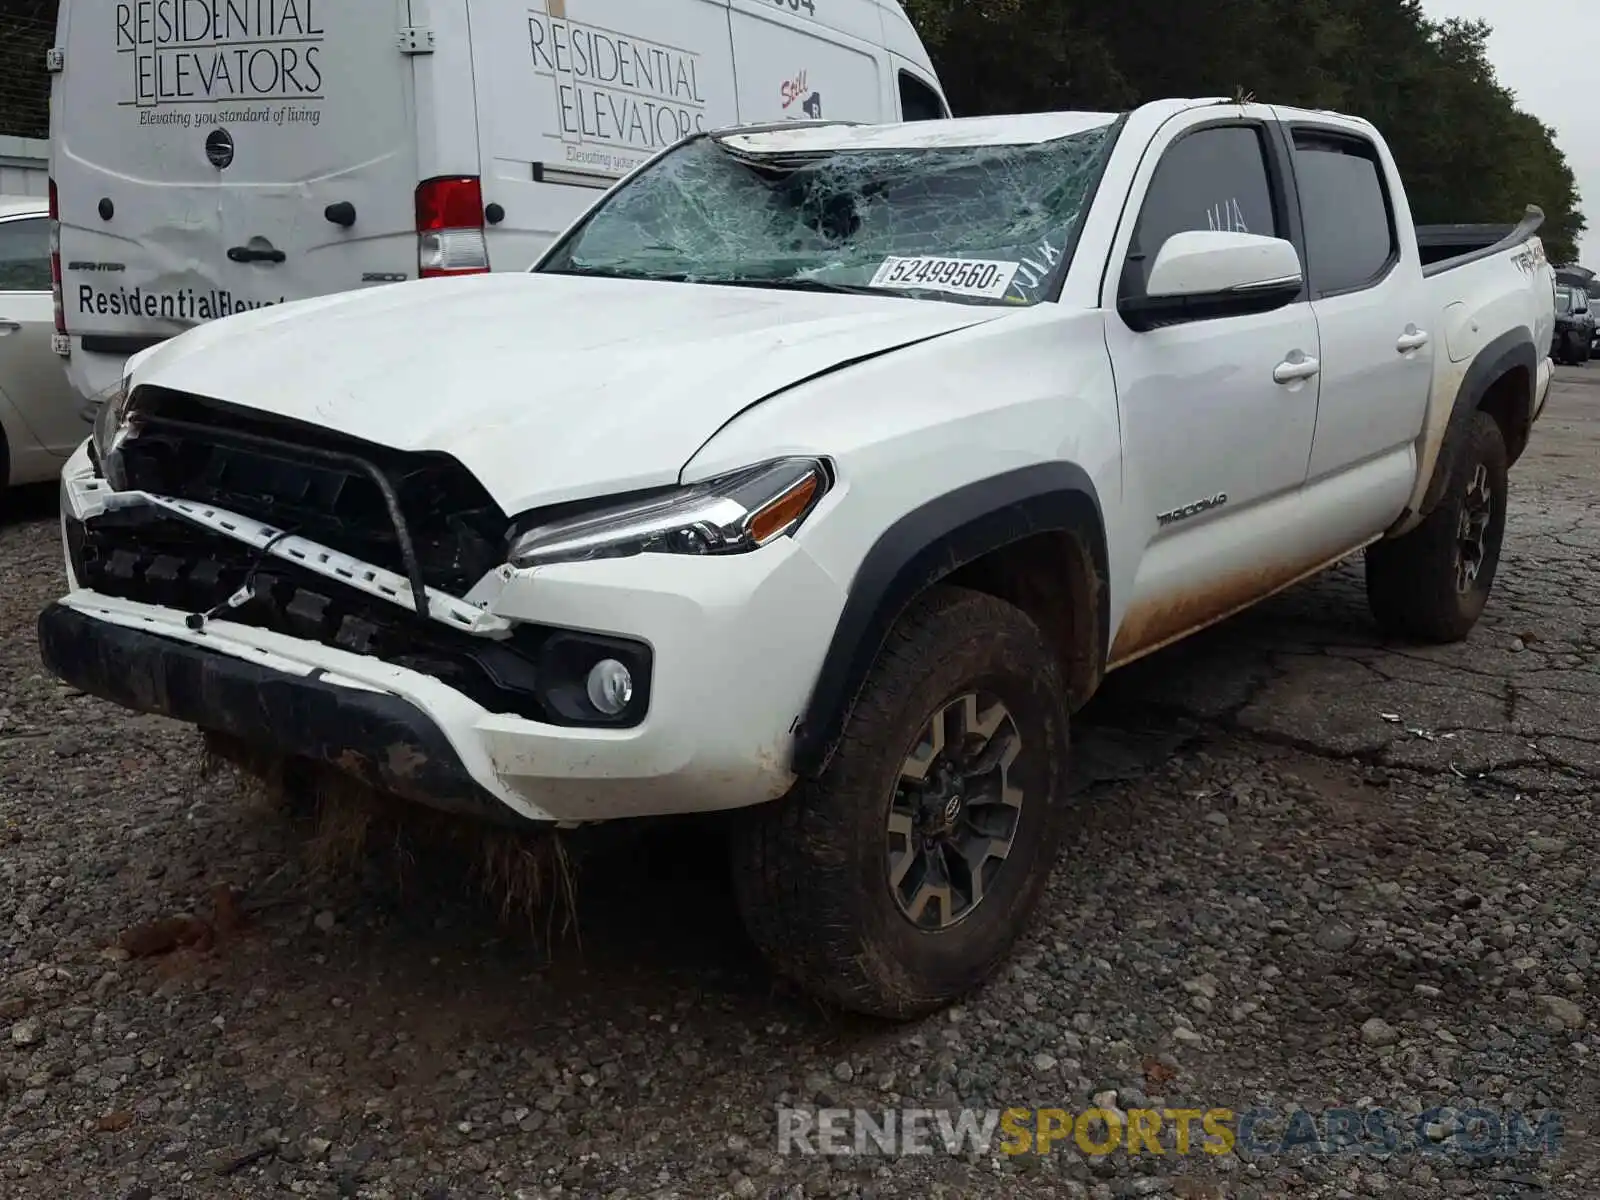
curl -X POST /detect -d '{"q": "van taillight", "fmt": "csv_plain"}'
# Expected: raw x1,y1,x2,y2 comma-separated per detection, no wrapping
48,178,68,353
415,176,490,278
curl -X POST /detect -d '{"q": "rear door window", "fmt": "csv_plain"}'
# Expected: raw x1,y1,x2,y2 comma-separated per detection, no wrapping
1292,130,1398,296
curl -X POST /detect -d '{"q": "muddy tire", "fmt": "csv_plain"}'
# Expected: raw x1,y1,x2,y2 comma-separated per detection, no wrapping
1365,410,1508,643
730,585,1072,1019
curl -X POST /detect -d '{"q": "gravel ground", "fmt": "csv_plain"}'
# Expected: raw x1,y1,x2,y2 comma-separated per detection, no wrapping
3,370,1599,1200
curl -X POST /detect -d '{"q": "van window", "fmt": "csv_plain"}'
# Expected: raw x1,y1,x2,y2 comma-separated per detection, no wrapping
1122,125,1279,299
1293,131,1397,295
0,218,51,293
898,73,946,122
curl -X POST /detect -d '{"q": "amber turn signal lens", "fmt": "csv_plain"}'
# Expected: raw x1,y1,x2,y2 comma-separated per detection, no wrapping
747,473,821,544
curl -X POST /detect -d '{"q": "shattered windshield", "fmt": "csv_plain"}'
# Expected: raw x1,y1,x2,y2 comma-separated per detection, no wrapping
536,123,1120,306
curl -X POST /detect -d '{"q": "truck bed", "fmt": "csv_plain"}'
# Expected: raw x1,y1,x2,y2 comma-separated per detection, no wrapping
1417,207,1546,275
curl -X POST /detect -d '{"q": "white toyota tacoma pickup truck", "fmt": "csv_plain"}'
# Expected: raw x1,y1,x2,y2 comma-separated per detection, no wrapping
41,99,1557,1018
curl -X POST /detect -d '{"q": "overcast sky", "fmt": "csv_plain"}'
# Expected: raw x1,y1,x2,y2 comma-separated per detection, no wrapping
1420,0,1597,266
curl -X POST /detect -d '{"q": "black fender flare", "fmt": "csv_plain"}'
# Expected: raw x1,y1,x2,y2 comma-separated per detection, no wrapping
790,462,1108,779
1415,327,1536,520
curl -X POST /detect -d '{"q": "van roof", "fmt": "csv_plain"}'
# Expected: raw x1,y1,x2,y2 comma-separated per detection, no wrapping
717,111,1123,154
0,196,47,220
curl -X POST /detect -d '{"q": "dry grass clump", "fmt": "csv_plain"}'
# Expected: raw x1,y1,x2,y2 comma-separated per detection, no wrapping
198,732,580,946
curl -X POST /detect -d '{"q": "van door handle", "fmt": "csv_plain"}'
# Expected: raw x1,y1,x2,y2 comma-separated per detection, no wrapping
0,318,20,334
1273,354,1320,384
227,246,287,264
1396,327,1430,353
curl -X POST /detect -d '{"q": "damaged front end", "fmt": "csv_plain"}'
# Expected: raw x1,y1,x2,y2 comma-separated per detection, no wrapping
45,384,663,824
66,384,652,729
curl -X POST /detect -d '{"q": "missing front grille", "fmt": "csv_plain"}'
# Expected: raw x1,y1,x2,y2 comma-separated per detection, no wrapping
73,509,550,721
116,387,510,596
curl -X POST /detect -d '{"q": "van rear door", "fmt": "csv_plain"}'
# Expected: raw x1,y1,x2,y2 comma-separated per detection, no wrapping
53,0,420,354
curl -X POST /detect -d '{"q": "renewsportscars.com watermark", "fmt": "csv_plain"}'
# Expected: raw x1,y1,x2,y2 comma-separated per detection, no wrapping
777,1105,1563,1160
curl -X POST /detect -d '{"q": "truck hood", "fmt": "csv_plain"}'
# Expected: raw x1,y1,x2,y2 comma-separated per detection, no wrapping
129,272,1007,513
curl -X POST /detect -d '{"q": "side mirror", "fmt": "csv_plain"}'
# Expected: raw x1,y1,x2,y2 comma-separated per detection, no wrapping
1122,230,1304,331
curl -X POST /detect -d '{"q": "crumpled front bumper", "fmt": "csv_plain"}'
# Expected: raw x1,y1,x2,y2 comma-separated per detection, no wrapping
46,442,846,824
38,600,519,825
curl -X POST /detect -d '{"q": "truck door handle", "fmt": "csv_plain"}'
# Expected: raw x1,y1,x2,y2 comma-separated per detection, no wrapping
1273,354,1320,384
0,318,19,334
227,246,287,264
1396,328,1430,353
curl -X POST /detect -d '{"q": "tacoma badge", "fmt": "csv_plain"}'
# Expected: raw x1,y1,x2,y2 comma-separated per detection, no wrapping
1157,493,1228,527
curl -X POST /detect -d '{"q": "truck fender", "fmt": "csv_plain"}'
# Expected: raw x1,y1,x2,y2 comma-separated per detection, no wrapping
790,462,1108,779
1392,327,1536,536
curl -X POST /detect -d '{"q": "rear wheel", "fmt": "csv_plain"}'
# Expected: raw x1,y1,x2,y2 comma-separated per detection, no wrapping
1365,410,1508,643
730,585,1072,1018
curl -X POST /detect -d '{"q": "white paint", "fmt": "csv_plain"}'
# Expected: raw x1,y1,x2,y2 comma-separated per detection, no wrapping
54,98,1555,824
118,271,1008,515
49,0,949,403
1144,230,1303,298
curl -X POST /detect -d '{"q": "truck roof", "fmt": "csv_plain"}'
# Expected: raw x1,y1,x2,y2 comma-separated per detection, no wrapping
717,97,1380,156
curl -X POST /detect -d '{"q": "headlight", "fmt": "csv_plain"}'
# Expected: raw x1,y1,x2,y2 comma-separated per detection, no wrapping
90,376,133,465
507,457,830,569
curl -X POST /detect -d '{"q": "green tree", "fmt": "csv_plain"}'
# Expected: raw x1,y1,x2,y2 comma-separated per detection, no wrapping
906,0,1585,263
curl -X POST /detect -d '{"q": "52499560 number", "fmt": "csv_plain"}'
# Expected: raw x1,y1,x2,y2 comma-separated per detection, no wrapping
869,255,1022,301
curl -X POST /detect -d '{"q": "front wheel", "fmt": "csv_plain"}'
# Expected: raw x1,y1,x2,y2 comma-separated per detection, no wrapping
1365,410,1508,643
730,585,1072,1018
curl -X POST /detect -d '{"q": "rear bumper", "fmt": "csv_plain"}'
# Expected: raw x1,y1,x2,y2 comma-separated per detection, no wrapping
38,601,520,826
64,343,145,408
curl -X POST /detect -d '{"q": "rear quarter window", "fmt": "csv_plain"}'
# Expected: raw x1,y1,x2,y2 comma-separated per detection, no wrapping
1292,130,1398,295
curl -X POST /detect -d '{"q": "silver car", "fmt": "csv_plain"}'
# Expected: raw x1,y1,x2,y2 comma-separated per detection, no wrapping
2,196,87,492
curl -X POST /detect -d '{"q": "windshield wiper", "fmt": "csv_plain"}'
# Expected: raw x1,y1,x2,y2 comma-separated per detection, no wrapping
709,277,910,299
539,265,692,283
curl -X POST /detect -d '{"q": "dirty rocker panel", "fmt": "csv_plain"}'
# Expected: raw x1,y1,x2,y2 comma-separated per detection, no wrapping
37,602,534,829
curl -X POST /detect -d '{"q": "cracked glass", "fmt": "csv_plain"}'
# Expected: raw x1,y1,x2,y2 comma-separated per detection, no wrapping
537,123,1119,306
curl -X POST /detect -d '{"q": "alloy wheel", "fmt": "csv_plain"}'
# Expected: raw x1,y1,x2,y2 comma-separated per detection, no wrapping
885,692,1024,930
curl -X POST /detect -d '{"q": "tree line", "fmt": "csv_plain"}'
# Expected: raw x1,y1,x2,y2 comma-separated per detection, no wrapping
906,0,1587,265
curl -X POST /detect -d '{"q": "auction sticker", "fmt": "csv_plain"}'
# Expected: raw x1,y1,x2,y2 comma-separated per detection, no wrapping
870,255,1020,300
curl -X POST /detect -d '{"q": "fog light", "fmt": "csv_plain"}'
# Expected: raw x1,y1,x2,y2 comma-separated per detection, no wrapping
585,658,633,715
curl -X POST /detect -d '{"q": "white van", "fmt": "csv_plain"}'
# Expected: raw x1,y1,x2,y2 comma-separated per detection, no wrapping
47,0,950,402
